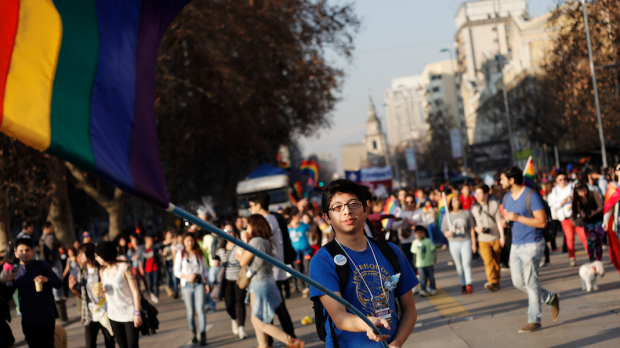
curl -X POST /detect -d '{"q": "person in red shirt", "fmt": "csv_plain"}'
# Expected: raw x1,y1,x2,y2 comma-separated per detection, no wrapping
142,236,161,303
460,185,477,210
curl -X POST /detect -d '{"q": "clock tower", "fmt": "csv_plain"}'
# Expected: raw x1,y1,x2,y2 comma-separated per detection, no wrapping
364,96,387,165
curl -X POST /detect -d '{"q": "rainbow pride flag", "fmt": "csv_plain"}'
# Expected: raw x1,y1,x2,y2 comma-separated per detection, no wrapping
523,156,536,189
437,192,457,230
0,0,188,208
603,182,620,275
294,181,303,199
382,197,398,230
577,156,592,165
299,160,319,190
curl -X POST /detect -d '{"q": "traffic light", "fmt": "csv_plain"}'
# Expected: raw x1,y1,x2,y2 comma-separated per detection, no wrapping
319,182,325,188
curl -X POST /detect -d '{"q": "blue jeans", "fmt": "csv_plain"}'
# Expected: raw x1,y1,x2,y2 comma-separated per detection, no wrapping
182,282,206,333
510,241,553,324
295,247,313,262
145,271,159,298
206,266,220,309
166,260,178,294
418,266,436,291
448,239,473,286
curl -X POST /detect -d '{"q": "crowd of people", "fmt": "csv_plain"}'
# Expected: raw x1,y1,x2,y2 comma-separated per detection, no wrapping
1,161,617,347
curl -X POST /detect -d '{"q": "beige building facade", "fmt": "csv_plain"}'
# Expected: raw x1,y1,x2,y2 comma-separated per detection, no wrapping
340,98,388,171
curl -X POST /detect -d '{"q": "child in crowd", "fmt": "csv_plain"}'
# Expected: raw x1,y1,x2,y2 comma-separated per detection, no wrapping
411,226,437,296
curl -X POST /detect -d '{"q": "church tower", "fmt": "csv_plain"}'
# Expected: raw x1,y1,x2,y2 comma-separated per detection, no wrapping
364,96,387,162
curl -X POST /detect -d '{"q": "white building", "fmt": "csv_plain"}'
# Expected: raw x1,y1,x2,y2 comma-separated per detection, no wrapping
420,60,461,133
384,75,426,146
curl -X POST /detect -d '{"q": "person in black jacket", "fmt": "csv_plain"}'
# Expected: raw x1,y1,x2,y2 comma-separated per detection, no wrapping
0,252,15,348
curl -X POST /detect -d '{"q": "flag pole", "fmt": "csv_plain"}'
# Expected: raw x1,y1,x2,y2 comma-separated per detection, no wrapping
168,203,390,348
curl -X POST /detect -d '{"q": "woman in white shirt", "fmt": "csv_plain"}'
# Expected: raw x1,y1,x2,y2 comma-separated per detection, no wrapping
95,242,142,348
548,171,584,266
174,233,209,346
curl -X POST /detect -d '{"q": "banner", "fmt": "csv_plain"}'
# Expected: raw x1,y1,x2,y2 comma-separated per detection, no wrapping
405,147,417,171
450,128,462,159
345,166,393,193
345,170,361,182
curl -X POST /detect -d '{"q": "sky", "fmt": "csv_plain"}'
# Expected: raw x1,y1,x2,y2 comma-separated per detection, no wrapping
299,0,559,175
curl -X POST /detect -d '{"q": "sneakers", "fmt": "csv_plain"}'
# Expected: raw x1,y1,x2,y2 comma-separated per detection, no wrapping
302,288,310,298
540,262,550,268
569,259,576,267
549,293,560,322
466,285,473,294
232,320,239,335
484,282,499,292
150,294,159,304
238,326,247,339
287,338,305,348
429,289,437,296
419,290,428,297
461,285,467,294
518,322,542,333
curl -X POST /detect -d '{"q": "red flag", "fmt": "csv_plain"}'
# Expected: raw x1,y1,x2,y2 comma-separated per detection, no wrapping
604,182,620,214
606,214,620,276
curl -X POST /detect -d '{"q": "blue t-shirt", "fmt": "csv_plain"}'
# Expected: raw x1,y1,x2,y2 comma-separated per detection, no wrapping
289,222,311,250
503,188,545,245
309,241,418,347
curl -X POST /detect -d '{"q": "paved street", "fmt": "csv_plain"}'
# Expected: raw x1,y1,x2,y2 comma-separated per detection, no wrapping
8,237,620,348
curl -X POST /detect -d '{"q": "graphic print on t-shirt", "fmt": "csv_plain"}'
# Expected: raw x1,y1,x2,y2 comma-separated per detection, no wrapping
452,217,467,237
351,264,391,316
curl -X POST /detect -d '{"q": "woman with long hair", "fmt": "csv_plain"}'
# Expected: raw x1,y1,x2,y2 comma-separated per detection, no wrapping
216,222,247,339
174,233,209,346
116,236,129,262
237,214,305,348
69,243,115,348
441,196,476,294
572,183,603,261
95,242,142,348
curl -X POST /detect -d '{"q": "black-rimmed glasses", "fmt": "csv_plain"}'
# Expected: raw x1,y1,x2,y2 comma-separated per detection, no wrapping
328,201,363,212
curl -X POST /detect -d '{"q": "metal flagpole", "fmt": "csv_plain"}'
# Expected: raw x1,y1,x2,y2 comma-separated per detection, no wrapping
581,0,608,168
168,203,390,348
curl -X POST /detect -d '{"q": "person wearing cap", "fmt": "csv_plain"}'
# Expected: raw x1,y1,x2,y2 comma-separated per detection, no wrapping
83,231,93,244
1,238,63,348
96,241,143,348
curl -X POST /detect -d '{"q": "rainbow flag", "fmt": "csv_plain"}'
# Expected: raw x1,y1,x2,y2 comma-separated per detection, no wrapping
437,192,457,230
604,182,620,214
577,156,592,165
603,182,620,275
288,189,298,206
382,197,399,230
0,0,188,208
299,160,319,191
294,181,303,199
523,156,536,189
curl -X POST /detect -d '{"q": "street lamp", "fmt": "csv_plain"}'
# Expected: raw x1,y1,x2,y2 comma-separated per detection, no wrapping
440,48,468,175
580,0,608,168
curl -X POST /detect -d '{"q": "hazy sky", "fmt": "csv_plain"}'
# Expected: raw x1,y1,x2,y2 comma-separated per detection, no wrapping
299,0,559,174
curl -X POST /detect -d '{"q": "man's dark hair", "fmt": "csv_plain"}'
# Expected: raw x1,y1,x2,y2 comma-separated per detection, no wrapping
21,221,32,230
289,206,300,217
474,183,490,194
501,166,524,185
321,179,367,214
359,185,373,203
414,225,428,234
248,192,270,211
556,169,567,177
15,238,33,249
43,221,53,229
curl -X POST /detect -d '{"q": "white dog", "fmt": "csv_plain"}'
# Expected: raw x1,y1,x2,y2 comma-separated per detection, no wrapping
579,261,605,292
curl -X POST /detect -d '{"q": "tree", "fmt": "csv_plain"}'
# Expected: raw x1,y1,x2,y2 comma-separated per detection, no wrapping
420,109,458,175
155,0,360,213
0,134,53,249
47,158,75,247
65,163,125,241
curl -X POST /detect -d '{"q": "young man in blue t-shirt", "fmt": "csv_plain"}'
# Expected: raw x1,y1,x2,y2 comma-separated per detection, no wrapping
500,166,560,334
309,179,418,347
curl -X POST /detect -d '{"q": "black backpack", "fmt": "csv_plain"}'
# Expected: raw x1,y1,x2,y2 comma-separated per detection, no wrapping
313,237,401,348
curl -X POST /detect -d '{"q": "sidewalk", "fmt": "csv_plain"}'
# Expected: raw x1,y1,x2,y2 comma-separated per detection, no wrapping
7,236,620,347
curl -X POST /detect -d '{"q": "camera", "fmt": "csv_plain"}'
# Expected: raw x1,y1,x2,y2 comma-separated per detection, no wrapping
482,228,491,234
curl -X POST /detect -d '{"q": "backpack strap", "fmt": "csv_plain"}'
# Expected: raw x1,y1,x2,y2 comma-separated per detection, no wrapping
367,237,400,276
323,240,349,294
525,189,533,217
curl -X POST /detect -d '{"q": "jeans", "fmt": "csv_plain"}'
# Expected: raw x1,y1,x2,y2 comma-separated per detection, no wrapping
448,239,473,286
109,320,140,348
52,260,64,301
510,241,554,324
400,242,415,273
418,266,436,291
294,247,314,262
166,260,178,294
145,271,159,298
206,266,220,309
182,282,206,333
85,321,115,348
22,320,55,348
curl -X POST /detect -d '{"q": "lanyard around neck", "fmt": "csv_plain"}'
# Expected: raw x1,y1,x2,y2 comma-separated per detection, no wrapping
335,238,386,299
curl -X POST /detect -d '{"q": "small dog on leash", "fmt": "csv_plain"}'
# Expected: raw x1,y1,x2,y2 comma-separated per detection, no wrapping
579,261,605,292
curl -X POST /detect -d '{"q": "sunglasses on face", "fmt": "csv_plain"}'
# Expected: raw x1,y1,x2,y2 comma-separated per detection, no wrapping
405,200,415,204
615,167,620,171
328,201,363,213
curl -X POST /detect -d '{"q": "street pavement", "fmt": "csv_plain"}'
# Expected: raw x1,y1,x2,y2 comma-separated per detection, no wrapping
7,236,620,347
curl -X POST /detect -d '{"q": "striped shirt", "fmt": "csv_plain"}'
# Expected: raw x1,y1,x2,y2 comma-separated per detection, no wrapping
217,246,242,281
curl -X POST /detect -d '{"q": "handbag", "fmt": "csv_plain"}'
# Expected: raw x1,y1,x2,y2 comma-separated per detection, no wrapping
237,262,264,289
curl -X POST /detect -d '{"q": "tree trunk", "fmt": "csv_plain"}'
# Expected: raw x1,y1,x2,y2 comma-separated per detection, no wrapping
48,159,75,247
106,188,125,241
0,204,11,251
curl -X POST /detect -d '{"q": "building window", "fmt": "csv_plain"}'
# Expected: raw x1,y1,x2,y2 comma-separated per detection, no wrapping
431,75,442,81
373,141,377,150
435,99,443,106
432,87,440,93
